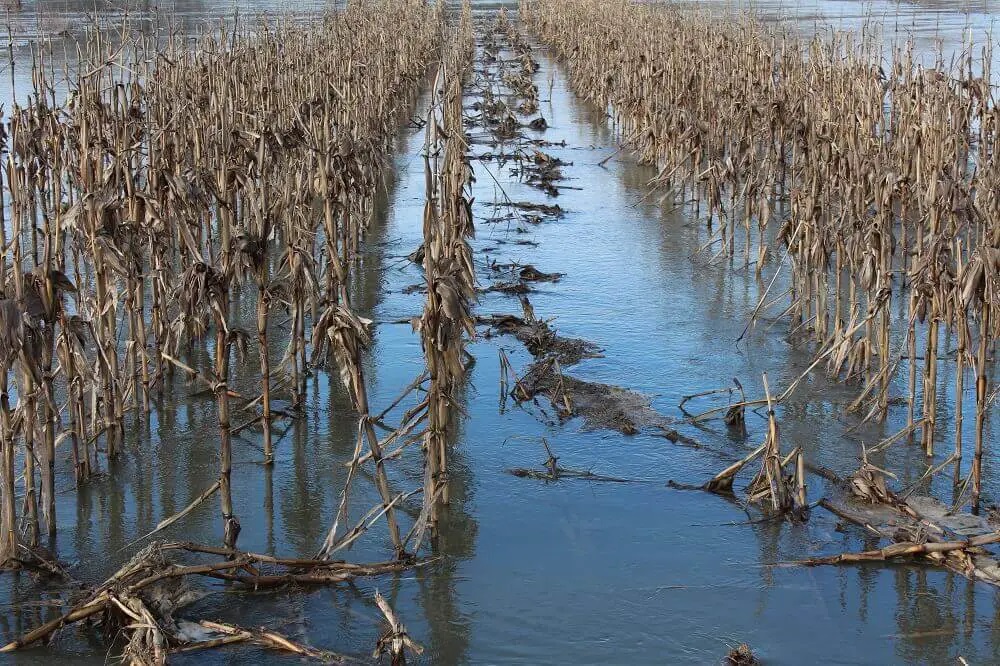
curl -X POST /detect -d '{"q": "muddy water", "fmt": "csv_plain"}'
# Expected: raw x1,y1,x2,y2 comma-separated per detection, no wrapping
2,1,1000,664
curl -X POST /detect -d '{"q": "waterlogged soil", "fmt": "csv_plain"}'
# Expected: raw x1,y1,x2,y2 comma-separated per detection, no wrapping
2,1,1000,665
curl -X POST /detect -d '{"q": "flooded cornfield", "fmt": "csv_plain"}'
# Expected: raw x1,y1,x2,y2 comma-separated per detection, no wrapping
0,0,998,663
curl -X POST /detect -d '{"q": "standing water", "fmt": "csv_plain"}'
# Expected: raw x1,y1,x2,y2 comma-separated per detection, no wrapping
0,0,998,664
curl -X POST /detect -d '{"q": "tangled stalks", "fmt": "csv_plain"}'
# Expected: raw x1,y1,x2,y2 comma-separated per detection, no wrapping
0,540,428,663
703,374,808,519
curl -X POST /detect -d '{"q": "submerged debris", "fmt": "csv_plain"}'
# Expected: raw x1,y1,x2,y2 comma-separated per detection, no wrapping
485,263,564,295
790,465,1000,586
726,643,758,666
0,540,429,661
511,150,572,196
482,293,682,437
507,439,631,482
486,281,533,295
373,591,424,665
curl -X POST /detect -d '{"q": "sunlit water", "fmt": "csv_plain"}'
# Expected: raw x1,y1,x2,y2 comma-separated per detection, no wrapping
1,1,999,664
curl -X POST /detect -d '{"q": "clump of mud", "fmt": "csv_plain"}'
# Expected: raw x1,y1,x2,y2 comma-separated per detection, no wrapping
511,200,564,216
482,309,692,440
485,262,564,295
479,313,602,366
527,117,548,131
520,363,670,434
516,265,562,282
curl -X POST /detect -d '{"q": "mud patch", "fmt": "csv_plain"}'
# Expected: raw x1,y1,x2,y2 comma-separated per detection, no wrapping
479,313,602,366
511,201,564,217
520,363,671,434
485,281,532,295
484,262,564,295
483,311,687,439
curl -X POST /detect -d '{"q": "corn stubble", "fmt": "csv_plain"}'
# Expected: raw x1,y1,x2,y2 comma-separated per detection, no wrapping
0,1,446,565
524,0,997,509
415,4,476,544
2,0,997,658
0,0,486,661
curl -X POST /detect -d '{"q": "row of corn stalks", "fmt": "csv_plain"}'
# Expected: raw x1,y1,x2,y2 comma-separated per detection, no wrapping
522,0,998,508
0,1,444,564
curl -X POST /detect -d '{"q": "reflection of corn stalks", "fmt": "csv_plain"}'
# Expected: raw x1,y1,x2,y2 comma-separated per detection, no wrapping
415,2,476,544
525,0,998,510
170,244,243,550
498,348,531,409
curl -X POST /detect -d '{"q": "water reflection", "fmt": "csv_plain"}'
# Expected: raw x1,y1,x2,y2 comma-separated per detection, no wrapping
417,414,475,664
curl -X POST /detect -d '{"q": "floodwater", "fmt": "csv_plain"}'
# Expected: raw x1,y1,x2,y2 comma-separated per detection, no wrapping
1,0,999,664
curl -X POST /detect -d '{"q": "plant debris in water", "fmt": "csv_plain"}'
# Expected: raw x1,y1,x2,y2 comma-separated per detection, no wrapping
479,313,602,366
519,364,671,434
507,438,632,482
484,262,564,294
511,201,565,216
726,643,758,666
